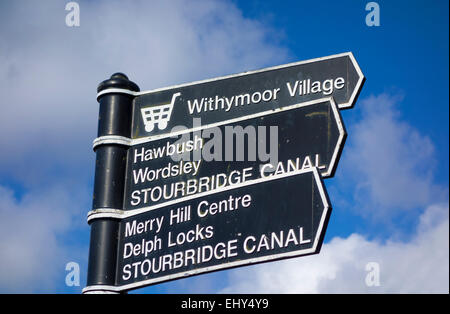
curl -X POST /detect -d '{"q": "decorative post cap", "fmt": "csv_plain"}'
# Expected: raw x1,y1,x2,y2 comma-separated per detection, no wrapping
97,72,140,94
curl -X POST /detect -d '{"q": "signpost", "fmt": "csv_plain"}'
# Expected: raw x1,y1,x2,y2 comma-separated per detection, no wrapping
84,52,364,293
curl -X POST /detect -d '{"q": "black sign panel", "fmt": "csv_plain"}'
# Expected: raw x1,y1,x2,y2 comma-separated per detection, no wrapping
131,52,363,140
124,98,345,211
115,168,330,291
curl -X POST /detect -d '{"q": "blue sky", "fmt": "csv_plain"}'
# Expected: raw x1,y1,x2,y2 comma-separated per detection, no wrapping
0,0,448,293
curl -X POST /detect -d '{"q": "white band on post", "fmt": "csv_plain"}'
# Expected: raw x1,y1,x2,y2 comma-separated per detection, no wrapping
92,135,132,150
96,88,140,99
82,285,121,294
87,208,125,223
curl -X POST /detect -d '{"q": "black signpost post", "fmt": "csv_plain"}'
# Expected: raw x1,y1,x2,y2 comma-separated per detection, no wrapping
84,52,364,294
86,73,140,293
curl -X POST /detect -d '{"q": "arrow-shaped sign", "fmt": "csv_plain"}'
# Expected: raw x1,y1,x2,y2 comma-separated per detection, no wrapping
116,52,363,140
117,97,345,211
84,167,331,293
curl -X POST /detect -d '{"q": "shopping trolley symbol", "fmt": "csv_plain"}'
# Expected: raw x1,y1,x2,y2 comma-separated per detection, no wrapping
141,92,181,133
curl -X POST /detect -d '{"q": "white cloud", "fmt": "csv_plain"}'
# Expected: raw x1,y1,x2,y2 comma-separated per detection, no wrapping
0,0,288,293
0,185,88,293
337,93,446,218
220,201,449,294
218,93,449,294
0,0,288,186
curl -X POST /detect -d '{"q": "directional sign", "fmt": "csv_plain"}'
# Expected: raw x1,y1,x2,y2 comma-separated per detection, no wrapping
85,52,365,294
112,168,330,292
124,52,363,140
121,98,345,211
